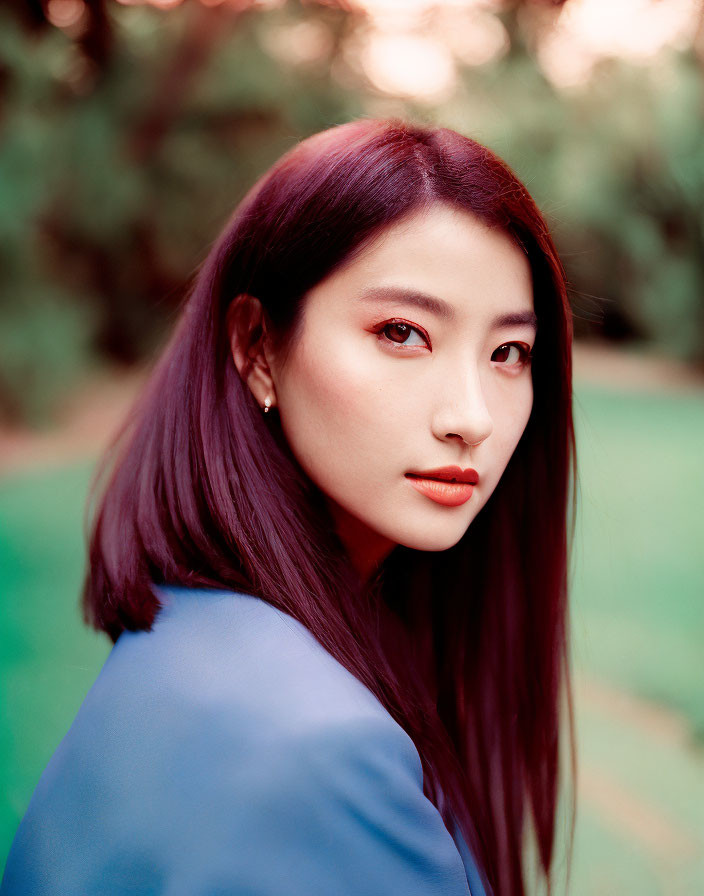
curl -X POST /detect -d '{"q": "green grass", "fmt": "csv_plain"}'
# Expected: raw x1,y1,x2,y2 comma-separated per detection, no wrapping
1,382,703,889
571,386,704,739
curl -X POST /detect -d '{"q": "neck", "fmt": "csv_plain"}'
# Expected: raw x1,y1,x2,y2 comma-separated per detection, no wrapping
326,501,397,584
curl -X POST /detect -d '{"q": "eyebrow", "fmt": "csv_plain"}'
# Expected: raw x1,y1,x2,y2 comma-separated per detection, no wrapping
357,286,537,331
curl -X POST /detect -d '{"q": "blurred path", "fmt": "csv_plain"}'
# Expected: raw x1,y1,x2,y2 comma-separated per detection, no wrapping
0,367,147,476
576,673,703,857
573,673,704,895
571,342,704,393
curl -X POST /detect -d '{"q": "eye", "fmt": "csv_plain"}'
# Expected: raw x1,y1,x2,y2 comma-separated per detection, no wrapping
492,342,532,368
377,320,430,350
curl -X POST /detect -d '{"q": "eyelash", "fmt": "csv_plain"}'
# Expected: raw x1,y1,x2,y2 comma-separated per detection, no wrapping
374,319,533,368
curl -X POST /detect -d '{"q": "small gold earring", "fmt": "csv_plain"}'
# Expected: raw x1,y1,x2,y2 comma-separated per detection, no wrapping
263,396,272,414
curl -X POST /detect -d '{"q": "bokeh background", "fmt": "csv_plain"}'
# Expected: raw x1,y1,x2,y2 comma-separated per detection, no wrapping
1,0,703,891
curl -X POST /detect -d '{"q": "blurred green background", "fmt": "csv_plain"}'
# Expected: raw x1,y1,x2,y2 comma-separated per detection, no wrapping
1,0,703,892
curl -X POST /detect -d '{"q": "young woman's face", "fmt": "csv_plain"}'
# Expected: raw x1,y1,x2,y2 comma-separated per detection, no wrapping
269,203,536,580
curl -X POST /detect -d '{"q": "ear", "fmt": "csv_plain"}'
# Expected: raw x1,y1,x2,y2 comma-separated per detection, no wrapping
226,294,278,410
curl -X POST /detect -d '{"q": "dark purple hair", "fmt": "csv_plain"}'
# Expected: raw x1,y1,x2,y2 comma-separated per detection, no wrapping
84,117,576,896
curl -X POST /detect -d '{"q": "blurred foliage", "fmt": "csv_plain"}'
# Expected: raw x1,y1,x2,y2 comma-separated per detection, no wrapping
1,0,703,424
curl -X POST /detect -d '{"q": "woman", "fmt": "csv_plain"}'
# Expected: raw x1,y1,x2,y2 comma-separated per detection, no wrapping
1,118,576,896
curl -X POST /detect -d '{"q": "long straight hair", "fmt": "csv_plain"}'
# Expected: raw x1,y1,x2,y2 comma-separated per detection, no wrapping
84,117,576,896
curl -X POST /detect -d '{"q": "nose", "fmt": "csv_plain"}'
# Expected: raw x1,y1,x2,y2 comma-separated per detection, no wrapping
432,367,493,448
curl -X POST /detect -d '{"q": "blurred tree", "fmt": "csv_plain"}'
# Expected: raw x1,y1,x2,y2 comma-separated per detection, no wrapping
0,0,362,423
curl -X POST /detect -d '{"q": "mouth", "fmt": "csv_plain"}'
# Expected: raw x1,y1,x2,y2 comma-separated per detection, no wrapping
404,472,477,507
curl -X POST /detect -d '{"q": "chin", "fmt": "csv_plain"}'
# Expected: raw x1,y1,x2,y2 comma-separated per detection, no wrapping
394,522,470,554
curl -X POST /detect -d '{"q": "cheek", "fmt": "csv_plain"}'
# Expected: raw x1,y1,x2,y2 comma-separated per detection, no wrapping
276,334,409,486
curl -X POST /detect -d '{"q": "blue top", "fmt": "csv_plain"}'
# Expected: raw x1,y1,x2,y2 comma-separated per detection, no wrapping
2,586,489,896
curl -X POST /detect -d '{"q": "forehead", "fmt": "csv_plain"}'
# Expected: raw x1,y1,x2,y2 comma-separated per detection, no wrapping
306,203,534,320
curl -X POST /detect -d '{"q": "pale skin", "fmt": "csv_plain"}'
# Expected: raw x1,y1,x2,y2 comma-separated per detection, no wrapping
229,203,536,583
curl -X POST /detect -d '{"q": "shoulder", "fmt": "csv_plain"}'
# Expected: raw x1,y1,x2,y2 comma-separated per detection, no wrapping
66,585,420,808
2,587,472,895
106,584,401,734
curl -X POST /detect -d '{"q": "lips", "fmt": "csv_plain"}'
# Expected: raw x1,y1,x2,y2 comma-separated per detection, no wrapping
405,465,479,485
405,469,477,507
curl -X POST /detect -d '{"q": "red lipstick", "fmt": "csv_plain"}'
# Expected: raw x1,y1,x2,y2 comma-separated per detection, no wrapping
405,466,479,507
